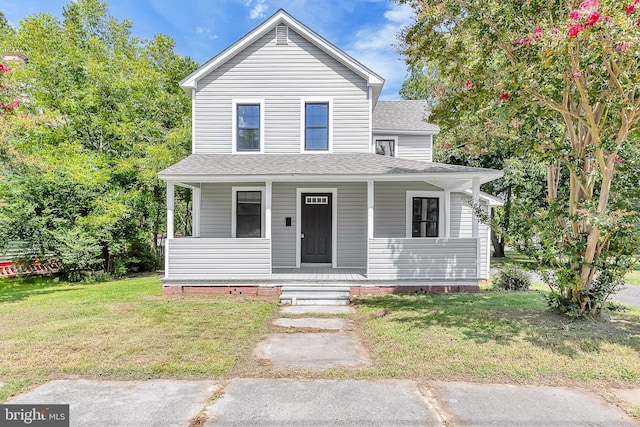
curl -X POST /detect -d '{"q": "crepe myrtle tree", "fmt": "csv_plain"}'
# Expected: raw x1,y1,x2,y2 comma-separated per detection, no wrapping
400,0,640,316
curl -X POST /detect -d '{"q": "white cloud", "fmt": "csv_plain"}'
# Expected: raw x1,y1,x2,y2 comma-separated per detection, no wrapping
346,3,415,99
248,0,268,19
195,26,210,34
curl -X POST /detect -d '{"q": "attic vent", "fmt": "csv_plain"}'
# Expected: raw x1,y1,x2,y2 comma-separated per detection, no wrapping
276,25,288,45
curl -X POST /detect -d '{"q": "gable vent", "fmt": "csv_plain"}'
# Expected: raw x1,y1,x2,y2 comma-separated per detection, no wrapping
275,25,288,45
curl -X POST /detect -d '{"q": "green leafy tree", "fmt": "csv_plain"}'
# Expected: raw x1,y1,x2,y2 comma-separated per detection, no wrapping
0,0,196,278
400,0,640,316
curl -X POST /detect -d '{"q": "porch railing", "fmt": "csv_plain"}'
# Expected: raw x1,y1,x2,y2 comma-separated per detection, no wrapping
368,238,478,280
166,238,272,279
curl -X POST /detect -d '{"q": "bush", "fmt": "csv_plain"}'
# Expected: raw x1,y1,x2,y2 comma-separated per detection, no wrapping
494,265,531,291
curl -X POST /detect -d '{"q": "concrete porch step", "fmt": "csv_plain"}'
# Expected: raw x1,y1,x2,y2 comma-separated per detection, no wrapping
280,286,351,306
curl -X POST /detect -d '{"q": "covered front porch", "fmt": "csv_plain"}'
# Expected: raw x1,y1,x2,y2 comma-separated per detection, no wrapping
158,153,501,294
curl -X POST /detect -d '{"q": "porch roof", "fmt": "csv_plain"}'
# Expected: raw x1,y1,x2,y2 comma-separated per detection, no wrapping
158,153,502,184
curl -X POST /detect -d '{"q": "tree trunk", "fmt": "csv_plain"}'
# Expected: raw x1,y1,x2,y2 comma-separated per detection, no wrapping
491,229,505,258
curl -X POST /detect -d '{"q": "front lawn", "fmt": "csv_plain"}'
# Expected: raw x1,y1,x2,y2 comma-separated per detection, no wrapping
354,291,640,387
0,275,277,400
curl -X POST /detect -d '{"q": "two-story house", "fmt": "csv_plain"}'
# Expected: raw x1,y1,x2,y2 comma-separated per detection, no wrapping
158,9,502,300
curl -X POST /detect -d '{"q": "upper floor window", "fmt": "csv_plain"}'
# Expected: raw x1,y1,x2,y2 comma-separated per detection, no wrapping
375,139,396,157
232,99,264,153
301,98,332,152
305,103,329,150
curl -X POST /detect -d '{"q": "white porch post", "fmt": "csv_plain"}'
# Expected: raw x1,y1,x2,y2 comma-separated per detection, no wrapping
444,190,451,238
165,182,175,279
367,180,374,239
192,185,201,238
265,180,272,239
367,180,374,278
472,177,481,278
471,177,480,239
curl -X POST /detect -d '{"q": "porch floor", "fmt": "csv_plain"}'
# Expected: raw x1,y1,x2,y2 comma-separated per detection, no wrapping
271,267,367,281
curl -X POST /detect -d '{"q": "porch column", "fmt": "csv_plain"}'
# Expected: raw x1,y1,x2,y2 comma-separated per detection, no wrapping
167,182,175,239
367,180,374,239
471,177,480,239
444,190,451,238
472,177,481,279
265,180,272,239
192,185,201,238
166,181,175,279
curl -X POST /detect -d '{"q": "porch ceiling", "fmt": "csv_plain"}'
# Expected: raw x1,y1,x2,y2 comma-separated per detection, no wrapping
158,153,502,184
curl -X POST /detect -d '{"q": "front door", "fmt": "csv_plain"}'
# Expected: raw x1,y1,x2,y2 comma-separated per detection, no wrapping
301,193,332,263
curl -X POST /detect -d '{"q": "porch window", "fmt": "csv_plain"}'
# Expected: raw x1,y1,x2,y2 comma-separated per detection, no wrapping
412,197,439,237
236,191,262,237
375,139,396,157
237,104,260,151
304,102,329,150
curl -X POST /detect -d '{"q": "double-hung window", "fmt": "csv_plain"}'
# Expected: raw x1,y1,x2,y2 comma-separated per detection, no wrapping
406,191,443,238
233,100,264,153
305,103,329,150
233,189,263,238
301,99,332,152
412,197,439,237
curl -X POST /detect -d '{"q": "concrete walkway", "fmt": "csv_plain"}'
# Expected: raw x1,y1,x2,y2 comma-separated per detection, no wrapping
5,305,640,426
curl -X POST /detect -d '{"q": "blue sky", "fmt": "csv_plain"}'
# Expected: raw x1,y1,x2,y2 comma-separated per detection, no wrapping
2,0,415,99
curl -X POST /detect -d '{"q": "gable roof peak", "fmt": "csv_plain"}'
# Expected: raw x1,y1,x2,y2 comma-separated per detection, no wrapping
179,9,384,101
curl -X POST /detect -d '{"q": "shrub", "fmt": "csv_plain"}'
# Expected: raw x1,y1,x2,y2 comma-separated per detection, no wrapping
494,265,531,291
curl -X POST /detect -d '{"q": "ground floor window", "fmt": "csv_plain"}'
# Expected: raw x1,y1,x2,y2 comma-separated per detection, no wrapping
412,197,439,237
236,190,262,237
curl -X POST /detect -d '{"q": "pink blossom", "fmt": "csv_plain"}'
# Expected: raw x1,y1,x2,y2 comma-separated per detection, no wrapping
552,27,559,35
567,24,585,37
570,9,582,20
615,42,631,51
571,71,584,78
533,27,543,38
614,156,625,164
625,4,635,14
500,93,509,101
11,99,21,108
579,0,598,9
0,63,11,73
521,37,533,45
585,11,600,25
464,80,473,89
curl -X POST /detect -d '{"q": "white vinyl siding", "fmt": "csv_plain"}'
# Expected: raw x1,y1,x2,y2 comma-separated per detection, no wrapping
167,238,271,279
269,182,367,268
194,28,370,154
373,133,432,162
368,238,478,279
449,193,490,278
373,181,442,238
200,182,264,238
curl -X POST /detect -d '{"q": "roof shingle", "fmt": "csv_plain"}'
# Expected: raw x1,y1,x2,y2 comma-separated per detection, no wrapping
372,100,439,133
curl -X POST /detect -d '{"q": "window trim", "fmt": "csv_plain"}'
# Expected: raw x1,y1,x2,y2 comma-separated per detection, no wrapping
300,97,333,153
373,135,398,157
232,99,265,153
405,191,445,238
232,186,265,238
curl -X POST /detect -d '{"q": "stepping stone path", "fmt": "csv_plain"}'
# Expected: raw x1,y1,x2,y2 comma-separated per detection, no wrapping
253,305,371,370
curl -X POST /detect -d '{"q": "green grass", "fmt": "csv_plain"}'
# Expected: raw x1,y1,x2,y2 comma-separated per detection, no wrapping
490,250,538,269
353,291,640,387
0,274,277,401
624,270,640,287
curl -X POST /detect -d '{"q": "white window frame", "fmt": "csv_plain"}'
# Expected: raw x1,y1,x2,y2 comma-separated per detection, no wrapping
373,135,398,157
300,97,333,153
232,186,266,238
232,99,265,153
406,191,445,238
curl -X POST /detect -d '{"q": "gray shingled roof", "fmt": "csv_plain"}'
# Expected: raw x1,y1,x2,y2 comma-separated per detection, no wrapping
158,153,499,180
372,100,439,133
